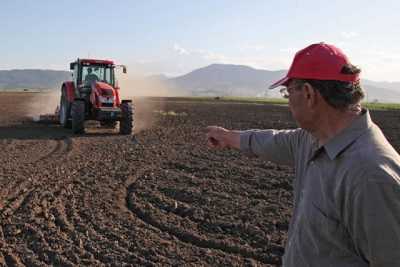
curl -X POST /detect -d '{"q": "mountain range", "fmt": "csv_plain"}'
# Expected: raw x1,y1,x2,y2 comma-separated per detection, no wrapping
1,65,400,103
167,64,287,97
0,69,71,90
165,64,400,102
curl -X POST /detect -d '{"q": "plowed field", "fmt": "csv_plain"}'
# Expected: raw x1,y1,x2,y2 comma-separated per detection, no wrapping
1,92,399,266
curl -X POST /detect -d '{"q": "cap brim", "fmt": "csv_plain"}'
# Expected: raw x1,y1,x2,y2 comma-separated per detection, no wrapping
268,76,289,89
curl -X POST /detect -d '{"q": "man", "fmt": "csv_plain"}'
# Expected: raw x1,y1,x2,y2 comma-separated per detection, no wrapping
206,43,400,266
85,67,99,85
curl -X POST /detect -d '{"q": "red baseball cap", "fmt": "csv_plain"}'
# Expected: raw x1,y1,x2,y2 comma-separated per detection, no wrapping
269,42,359,89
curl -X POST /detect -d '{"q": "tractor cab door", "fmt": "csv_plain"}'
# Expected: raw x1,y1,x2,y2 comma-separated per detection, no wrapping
70,61,96,98
70,62,82,98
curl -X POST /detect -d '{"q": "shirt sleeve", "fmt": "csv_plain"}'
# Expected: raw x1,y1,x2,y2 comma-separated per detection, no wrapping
239,128,304,166
347,172,400,266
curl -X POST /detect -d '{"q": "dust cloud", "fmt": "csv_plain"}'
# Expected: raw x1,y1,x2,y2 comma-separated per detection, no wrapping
26,91,61,122
117,73,185,134
117,72,186,98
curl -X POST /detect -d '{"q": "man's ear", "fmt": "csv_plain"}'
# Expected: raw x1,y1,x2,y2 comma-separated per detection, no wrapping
302,82,318,108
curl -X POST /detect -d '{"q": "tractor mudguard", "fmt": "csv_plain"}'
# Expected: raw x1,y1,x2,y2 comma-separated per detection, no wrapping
63,81,76,102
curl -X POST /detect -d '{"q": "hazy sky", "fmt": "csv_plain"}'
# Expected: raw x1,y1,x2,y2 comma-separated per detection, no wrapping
1,0,399,81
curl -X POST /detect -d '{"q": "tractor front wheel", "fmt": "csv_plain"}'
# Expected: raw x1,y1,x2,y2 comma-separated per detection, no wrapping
71,100,85,134
119,102,133,135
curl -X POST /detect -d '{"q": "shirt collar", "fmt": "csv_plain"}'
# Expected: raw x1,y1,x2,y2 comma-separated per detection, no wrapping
322,109,372,160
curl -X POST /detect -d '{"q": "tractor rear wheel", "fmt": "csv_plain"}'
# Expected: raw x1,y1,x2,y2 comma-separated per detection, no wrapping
119,102,133,135
71,100,85,134
59,90,72,129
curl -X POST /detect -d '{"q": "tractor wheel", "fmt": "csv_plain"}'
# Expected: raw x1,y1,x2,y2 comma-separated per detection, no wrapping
59,90,72,129
119,102,133,135
71,100,85,134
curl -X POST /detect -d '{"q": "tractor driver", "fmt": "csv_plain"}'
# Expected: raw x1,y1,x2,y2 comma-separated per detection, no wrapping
85,67,99,86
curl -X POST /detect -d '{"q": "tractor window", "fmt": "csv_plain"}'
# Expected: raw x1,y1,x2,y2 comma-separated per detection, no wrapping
82,65,114,86
103,68,113,85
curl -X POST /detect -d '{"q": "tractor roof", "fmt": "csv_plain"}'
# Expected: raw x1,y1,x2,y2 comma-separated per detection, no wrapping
78,58,114,65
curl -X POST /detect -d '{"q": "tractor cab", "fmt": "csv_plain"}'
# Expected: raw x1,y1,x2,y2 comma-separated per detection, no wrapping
70,59,125,98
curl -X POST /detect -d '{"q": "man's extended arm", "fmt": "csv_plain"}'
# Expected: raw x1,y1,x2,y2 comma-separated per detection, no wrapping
206,126,307,166
206,126,241,149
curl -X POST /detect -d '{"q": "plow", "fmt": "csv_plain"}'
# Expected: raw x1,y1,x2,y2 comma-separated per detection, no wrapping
36,58,133,134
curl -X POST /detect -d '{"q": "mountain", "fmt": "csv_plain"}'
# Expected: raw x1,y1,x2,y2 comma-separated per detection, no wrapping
166,64,400,102
0,69,71,90
1,66,400,103
363,79,400,92
168,64,286,97
360,83,400,103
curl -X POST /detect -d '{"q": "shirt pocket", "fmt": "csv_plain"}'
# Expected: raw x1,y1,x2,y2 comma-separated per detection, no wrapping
302,202,352,256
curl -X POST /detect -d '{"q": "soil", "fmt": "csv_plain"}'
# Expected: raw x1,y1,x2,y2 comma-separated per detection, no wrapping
0,92,399,266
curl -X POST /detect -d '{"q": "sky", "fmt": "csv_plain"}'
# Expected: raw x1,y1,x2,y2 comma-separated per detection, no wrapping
1,0,400,81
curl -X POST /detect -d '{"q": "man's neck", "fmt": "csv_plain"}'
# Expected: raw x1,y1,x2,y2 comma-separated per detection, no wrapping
312,105,361,146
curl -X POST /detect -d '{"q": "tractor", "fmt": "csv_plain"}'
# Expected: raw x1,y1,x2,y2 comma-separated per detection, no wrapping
59,58,133,134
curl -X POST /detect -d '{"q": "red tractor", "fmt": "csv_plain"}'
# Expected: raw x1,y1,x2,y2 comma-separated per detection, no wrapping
59,58,133,134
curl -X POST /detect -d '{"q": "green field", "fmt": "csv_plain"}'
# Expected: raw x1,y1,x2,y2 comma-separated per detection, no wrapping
158,96,400,110
1,92,399,110
362,102,400,110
